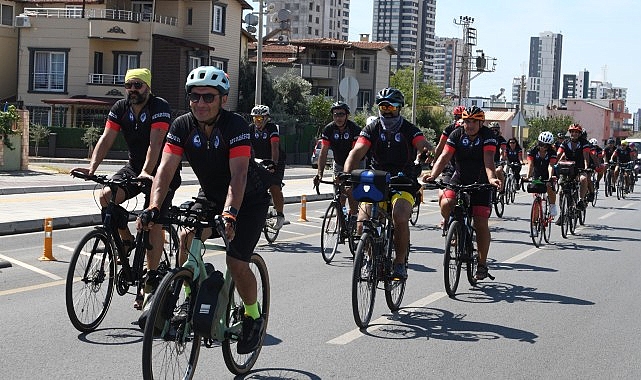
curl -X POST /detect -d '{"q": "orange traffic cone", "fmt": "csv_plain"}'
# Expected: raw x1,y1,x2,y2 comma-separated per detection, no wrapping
39,217,57,261
297,195,308,222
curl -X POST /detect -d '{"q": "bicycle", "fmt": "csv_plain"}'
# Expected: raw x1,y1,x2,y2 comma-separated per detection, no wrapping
141,198,270,377
504,162,522,204
256,159,285,244
410,188,422,226
590,169,599,207
556,162,585,239
65,170,179,332
492,185,505,218
603,162,615,197
315,176,358,263
349,170,416,328
617,162,635,199
424,181,496,298
524,178,554,248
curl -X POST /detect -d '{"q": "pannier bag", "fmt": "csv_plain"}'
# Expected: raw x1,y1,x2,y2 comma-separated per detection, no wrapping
527,181,547,194
192,267,225,340
351,169,390,203
557,162,576,176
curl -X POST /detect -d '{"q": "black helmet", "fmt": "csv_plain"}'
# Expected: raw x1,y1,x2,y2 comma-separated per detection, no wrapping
375,87,405,107
557,133,565,139
607,138,615,145
330,101,350,114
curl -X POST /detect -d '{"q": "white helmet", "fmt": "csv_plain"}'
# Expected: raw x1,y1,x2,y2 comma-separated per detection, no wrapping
538,131,554,145
251,105,270,117
589,138,598,146
366,116,378,125
185,66,230,95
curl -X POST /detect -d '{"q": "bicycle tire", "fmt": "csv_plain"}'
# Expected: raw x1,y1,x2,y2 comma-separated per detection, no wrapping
509,177,517,203
493,190,505,218
559,193,569,239
65,228,116,333
347,217,358,257
351,232,376,328
263,210,280,243
569,196,578,235
604,170,612,197
141,268,201,380
320,202,340,263
542,200,552,244
222,254,270,375
617,175,624,200
443,221,462,297
504,176,512,205
530,199,542,248
384,240,407,312
465,226,478,287
410,200,420,226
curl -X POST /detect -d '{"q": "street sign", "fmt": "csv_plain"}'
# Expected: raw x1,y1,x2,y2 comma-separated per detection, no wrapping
339,76,359,99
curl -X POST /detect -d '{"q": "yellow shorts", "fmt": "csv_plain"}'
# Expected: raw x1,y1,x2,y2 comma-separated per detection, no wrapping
372,190,414,211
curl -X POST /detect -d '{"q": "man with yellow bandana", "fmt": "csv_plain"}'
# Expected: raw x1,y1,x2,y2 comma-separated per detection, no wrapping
73,68,181,310
343,88,432,280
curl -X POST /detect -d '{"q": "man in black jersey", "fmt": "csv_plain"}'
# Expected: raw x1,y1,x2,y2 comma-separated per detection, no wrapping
73,68,180,309
557,123,591,210
138,66,269,354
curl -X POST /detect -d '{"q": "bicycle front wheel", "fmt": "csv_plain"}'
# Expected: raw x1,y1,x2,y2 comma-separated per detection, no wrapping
352,232,377,328
65,229,116,333
263,219,280,244
384,241,408,312
410,200,420,226
504,176,513,205
142,268,200,380
444,221,462,297
617,175,624,200
222,254,270,375
529,199,543,248
320,202,340,263
559,194,569,239
493,190,505,218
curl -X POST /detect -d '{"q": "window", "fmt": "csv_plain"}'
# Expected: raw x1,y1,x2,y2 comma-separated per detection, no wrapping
212,4,226,34
30,50,67,92
187,8,193,25
360,57,370,73
27,106,51,126
189,56,201,71
66,5,82,18
114,52,140,82
132,2,153,21
357,90,372,110
1,4,13,26
210,59,225,71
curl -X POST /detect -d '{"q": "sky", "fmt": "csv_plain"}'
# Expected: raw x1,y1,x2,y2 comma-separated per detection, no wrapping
347,0,640,113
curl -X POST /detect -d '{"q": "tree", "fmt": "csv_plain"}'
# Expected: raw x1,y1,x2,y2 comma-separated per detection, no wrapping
272,69,312,115
308,93,333,137
524,115,575,150
0,104,20,150
29,124,50,157
389,67,445,110
237,59,278,113
81,126,103,158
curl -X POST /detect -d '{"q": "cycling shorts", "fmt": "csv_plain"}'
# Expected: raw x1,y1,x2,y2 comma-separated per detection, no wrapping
442,188,492,219
112,165,175,217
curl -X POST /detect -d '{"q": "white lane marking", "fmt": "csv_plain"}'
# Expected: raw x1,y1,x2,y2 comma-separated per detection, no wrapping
0,253,63,280
327,292,447,345
503,247,540,264
598,212,615,220
58,245,75,252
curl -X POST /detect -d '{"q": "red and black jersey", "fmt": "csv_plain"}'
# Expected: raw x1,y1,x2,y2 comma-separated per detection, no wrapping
320,120,361,166
612,147,633,164
249,121,286,162
557,137,591,169
445,126,497,185
527,146,557,180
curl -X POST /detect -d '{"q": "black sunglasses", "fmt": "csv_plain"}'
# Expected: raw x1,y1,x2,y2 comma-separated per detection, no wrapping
188,93,218,103
124,81,144,90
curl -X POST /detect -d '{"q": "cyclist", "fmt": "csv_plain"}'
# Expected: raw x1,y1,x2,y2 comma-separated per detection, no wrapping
249,104,286,230
432,105,465,226
138,66,270,354
313,101,363,216
424,106,501,281
556,123,591,210
603,138,617,192
612,140,634,192
505,137,524,188
343,87,431,280
489,122,507,193
72,68,180,310
554,133,565,151
589,138,605,189
526,131,558,219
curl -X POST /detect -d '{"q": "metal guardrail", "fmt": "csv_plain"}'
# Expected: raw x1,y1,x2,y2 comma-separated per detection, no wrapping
23,8,177,26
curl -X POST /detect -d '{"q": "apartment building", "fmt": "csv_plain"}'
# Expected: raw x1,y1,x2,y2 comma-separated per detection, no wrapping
526,31,563,106
265,0,350,41
6,0,250,128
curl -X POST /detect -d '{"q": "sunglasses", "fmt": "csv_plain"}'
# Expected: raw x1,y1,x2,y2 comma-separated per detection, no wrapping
124,81,144,90
538,142,548,148
188,93,218,103
333,112,347,117
509,141,517,144
253,115,264,120
378,104,398,112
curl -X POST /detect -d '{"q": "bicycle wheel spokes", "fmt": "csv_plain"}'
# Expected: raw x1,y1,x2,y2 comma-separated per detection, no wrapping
320,203,340,263
222,254,270,375
263,215,280,243
384,243,407,312
443,221,462,297
142,268,200,380
529,200,541,248
493,190,505,218
65,229,115,333
504,177,512,205
351,233,376,328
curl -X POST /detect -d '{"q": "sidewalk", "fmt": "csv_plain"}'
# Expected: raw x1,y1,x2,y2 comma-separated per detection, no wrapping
0,158,333,236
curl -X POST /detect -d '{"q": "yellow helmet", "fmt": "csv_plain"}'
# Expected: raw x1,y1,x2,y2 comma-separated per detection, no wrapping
621,139,628,146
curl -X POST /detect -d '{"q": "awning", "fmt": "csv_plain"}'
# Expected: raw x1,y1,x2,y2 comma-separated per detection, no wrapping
42,97,118,107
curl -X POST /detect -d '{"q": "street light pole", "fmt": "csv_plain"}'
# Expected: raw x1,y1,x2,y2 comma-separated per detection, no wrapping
411,50,423,125
254,0,264,106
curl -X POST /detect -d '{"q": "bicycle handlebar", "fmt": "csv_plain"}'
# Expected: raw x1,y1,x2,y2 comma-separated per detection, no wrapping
422,180,497,192
70,169,152,189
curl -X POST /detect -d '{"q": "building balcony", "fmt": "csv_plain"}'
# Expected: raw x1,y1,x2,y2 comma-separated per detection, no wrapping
86,74,126,100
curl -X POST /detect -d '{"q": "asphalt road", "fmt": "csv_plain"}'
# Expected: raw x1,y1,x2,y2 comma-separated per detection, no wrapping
1,190,641,379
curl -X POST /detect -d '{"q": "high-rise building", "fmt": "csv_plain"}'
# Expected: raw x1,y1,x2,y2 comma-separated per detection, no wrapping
372,0,437,80
434,37,461,96
577,70,589,98
265,1,350,41
526,31,563,106
562,74,577,99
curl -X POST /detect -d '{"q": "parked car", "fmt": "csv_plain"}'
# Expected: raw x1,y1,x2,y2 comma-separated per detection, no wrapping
310,139,333,169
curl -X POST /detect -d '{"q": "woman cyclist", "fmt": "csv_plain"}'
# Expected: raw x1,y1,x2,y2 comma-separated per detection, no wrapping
505,137,524,188
526,131,558,219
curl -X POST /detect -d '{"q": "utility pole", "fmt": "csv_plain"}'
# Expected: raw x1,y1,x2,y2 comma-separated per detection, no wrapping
411,50,423,125
454,16,475,104
254,0,264,106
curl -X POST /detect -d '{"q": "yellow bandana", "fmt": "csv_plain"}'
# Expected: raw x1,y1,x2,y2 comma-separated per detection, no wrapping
125,68,152,89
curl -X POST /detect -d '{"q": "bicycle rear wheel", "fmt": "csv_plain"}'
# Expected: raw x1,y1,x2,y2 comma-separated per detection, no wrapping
320,202,340,263
351,232,377,328
542,200,552,244
617,175,624,200
222,254,270,375
65,229,116,333
559,194,569,239
410,199,420,226
504,176,513,205
263,215,280,243
465,227,478,287
142,268,200,380
529,199,543,248
384,242,408,312
443,221,462,297
493,190,505,218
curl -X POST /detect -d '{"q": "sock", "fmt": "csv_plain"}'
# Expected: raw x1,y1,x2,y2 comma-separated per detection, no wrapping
244,302,260,319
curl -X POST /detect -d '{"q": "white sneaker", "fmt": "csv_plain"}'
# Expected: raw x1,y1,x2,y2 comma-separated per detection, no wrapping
549,204,557,217
274,215,285,230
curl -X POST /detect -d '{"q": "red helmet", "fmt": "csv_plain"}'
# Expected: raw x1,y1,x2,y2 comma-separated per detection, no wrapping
453,106,466,116
568,123,582,132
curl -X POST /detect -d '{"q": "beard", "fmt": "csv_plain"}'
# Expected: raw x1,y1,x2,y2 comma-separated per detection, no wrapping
128,89,149,104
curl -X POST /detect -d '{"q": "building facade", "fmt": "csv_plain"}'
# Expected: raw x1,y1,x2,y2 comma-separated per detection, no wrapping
433,37,461,97
372,0,436,81
265,0,350,41
526,31,562,106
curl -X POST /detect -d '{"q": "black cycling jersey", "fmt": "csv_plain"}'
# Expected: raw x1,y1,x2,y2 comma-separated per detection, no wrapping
612,147,633,164
320,119,361,166
166,110,269,207
603,146,616,162
494,135,507,162
358,118,425,176
557,137,591,169
249,121,286,163
506,145,522,163
439,122,460,177
527,146,557,180
446,126,497,185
